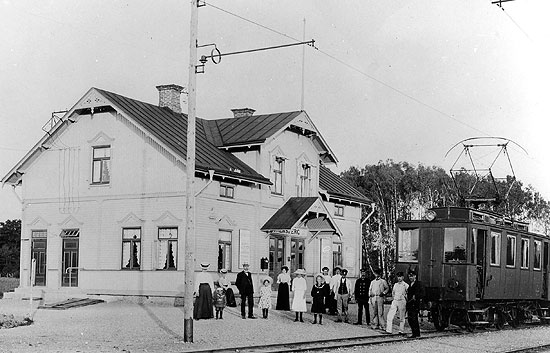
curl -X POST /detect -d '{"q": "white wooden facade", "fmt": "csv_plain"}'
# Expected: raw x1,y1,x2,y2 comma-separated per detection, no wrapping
3,86,369,300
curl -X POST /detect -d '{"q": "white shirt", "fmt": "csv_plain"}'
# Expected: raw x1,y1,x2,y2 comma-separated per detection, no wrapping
392,281,409,301
195,271,214,293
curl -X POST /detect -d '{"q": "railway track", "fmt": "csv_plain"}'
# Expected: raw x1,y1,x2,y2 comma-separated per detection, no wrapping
187,329,464,353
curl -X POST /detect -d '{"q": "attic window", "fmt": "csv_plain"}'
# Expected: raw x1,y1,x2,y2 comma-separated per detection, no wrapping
92,146,111,184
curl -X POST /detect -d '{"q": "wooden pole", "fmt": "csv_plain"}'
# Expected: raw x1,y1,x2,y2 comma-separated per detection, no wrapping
184,0,198,343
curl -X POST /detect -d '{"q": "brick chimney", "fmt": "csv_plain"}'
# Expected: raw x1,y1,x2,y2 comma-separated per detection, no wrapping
156,84,184,113
231,108,256,118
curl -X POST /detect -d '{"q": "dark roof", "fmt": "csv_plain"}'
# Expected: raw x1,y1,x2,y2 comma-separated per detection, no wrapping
319,165,370,204
261,197,318,231
96,88,270,184
203,112,301,147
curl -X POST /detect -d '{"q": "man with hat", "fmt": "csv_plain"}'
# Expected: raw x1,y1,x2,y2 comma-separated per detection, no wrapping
333,268,352,323
353,268,371,326
368,268,389,330
406,270,425,338
194,262,214,320
235,262,256,319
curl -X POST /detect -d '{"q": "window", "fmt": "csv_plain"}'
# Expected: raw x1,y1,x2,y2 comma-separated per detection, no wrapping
470,229,477,263
122,228,141,270
332,243,342,269
92,146,111,184
534,240,542,270
157,227,177,270
444,228,467,263
335,205,344,217
521,238,529,269
220,184,234,198
397,228,419,262
272,157,284,195
298,163,312,197
490,231,501,266
218,230,232,271
506,235,516,267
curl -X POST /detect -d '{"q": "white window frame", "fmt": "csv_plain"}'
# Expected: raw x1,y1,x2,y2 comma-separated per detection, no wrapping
218,230,232,272
92,145,111,184
520,238,529,269
220,184,234,199
506,234,516,268
122,227,141,270
157,227,178,270
272,157,284,195
334,205,344,217
534,239,542,270
490,231,501,266
298,163,312,197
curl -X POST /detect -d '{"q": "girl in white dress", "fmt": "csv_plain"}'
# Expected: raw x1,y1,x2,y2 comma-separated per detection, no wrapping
291,268,307,322
258,277,273,319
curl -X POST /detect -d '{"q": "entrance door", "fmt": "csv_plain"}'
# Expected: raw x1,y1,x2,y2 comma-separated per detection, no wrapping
475,229,487,299
31,238,47,286
419,228,443,288
62,238,79,287
269,235,285,289
290,238,305,273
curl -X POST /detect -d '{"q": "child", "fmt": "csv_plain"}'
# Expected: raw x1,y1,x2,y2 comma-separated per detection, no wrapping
213,287,227,319
311,273,329,324
259,277,273,319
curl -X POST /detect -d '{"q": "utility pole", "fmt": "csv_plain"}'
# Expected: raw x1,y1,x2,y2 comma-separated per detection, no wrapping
184,0,198,343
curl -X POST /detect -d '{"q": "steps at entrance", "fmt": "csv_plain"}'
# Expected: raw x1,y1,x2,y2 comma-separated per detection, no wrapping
39,298,104,310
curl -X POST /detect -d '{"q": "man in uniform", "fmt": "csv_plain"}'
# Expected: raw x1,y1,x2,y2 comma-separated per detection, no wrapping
406,270,425,338
353,268,371,325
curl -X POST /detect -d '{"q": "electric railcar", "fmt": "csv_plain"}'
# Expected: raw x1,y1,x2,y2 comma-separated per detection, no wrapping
395,206,550,331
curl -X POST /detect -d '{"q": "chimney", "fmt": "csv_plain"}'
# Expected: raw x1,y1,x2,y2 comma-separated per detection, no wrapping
231,108,256,118
156,84,184,113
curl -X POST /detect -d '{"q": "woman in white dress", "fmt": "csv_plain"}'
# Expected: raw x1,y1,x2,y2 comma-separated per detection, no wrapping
291,268,307,322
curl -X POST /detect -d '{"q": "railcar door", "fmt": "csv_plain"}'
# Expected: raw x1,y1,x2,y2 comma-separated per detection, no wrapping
475,228,487,299
544,241,549,299
419,227,443,288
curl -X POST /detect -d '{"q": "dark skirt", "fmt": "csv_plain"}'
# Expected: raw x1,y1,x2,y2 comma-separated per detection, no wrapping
225,287,237,307
193,283,214,319
276,282,290,310
311,285,326,313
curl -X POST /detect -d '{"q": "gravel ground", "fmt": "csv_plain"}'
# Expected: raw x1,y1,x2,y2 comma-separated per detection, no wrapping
2,297,550,353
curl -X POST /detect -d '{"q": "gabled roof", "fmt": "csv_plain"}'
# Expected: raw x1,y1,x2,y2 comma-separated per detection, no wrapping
203,112,301,147
203,110,338,164
2,88,271,186
319,165,370,204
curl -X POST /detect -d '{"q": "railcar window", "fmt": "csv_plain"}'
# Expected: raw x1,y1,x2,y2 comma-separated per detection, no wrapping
444,228,467,263
490,231,501,266
521,238,529,269
534,240,542,270
397,228,419,262
471,229,477,263
506,235,517,267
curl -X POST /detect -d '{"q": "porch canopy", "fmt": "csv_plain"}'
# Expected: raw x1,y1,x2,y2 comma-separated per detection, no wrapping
261,197,341,239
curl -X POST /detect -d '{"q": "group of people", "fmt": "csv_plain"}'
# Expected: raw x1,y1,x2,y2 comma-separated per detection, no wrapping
194,261,424,338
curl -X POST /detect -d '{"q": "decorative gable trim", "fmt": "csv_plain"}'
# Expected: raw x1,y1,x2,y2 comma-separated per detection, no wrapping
87,131,115,145
118,212,145,226
58,215,83,228
217,215,237,230
75,90,109,110
28,216,51,228
153,211,183,226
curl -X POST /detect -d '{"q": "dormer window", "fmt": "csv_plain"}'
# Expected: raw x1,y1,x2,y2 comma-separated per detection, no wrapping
272,157,284,195
92,146,111,184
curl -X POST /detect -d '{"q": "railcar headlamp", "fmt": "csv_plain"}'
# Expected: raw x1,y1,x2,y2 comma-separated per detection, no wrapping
426,210,437,221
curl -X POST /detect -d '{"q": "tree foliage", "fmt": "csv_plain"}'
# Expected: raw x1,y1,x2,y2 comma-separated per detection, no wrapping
0,219,21,277
341,160,550,277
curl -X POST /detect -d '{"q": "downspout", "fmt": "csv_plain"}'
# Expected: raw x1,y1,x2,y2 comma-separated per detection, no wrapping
360,203,376,272
195,170,215,197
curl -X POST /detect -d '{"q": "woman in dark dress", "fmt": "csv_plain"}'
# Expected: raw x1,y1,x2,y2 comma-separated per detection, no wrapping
193,262,214,320
311,273,329,324
276,266,291,310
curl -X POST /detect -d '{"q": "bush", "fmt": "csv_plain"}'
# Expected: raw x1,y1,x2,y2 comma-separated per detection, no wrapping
0,314,33,329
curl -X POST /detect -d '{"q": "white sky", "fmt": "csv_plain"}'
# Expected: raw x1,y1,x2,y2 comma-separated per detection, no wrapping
1,0,549,220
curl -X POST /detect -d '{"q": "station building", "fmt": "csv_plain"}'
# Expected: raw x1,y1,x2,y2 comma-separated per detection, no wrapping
2,85,370,300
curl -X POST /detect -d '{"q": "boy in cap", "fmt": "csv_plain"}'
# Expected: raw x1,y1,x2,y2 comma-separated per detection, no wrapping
236,262,256,319
369,268,389,330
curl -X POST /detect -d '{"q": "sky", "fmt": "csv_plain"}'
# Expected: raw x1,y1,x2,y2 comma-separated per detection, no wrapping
1,0,549,221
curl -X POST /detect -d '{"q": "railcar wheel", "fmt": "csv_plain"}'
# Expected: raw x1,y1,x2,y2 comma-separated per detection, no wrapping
507,307,519,328
431,306,447,332
494,311,505,330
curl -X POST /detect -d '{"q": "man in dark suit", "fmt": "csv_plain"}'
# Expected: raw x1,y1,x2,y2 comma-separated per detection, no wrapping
235,262,256,319
353,268,371,325
406,270,425,338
